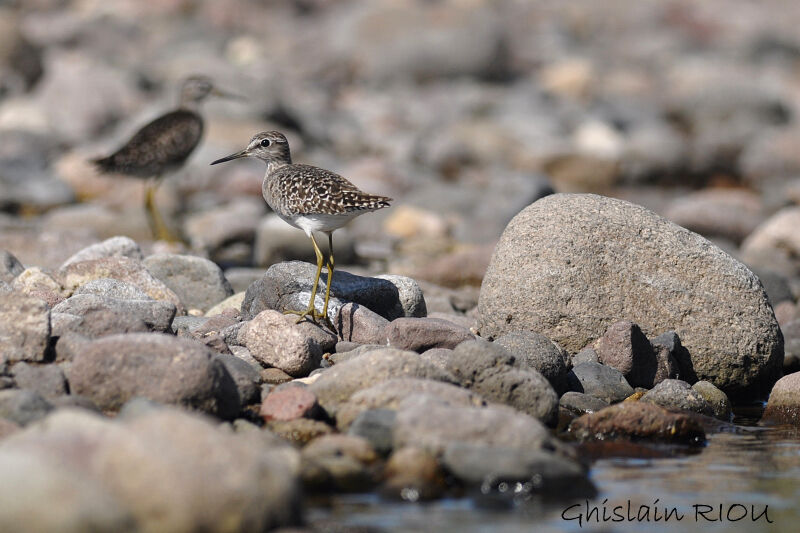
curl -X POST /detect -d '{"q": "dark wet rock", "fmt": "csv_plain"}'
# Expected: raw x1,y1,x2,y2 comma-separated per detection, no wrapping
59,236,143,269
10,363,68,399
267,418,334,446
0,389,53,426
568,402,706,444
0,292,50,364
762,373,800,425
300,434,378,492
69,333,240,419
393,396,563,456
0,408,302,531
478,193,783,401
52,294,175,333
383,446,447,500
641,379,714,416
495,331,571,394
692,380,732,421
567,362,634,404
384,317,474,352
59,257,183,310
559,391,609,417
241,261,426,322
260,386,321,422
215,354,260,406
335,378,485,430
309,349,456,415
0,249,24,283
442,443,594,497
241,310,336,377
348,408,396,456
335,303,389,344
593,321,658,388
650,331,693,382
651,342,680,385
143,253,234,313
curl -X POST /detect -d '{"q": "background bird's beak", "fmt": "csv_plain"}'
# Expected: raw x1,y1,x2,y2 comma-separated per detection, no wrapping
211,87,245,101
210,149,249,165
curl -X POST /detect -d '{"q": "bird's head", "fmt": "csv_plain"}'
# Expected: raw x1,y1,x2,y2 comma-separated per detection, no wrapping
180,75,242,106
210,131,292,166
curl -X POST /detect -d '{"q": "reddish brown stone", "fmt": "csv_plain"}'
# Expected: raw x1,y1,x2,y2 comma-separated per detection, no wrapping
568,402,705,445
260,386,320,422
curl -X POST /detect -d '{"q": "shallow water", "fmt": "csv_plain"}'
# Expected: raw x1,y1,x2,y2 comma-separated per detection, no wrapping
308,413,800,532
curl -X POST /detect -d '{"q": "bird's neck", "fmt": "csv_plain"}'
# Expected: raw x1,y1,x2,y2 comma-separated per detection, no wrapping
265,157,291,176
179,98,202,112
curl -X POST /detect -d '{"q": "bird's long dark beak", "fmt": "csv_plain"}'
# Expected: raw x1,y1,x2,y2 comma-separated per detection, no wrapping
210,149,249,165
211,87,246,101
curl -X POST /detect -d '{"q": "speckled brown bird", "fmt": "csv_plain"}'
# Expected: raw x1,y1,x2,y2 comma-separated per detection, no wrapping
92,75,238,241
211,131,392,325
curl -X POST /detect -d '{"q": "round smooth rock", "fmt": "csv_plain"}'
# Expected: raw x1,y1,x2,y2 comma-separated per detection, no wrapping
478,193,782,401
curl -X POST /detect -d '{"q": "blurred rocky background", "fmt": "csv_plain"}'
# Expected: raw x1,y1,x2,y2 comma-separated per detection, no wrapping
0,0,797,299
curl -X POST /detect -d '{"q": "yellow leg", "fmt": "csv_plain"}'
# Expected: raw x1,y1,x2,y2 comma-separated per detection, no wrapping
144,178,179,243
284,233,328,324
322,232,335,319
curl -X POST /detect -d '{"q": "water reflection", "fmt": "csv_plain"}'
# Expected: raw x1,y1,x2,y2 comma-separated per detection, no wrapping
308,424,800,532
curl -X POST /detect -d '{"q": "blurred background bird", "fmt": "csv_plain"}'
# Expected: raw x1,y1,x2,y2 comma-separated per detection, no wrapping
91,75,240,242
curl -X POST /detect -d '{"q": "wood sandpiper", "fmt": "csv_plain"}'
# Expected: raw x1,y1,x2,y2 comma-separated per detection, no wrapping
92,75,239,242
211,131,392,325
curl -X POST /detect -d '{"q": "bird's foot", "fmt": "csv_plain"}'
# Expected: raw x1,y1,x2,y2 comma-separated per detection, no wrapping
283,308,334,329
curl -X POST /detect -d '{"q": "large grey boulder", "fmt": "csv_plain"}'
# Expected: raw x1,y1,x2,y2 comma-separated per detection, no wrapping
478,194,783,401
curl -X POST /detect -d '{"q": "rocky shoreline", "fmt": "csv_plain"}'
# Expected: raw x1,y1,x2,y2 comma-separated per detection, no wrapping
2,191,797,531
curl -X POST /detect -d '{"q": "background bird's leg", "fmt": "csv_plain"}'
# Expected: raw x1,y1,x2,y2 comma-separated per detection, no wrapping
144,176,178,242
322,232,335,320
285,233,325,323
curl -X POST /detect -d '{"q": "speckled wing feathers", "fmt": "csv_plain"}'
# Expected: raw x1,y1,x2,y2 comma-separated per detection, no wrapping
266,164,392,216
93,110,204,177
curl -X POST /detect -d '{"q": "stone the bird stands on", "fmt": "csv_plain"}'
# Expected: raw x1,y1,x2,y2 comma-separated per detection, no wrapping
211,131,392,325
92,75,239,242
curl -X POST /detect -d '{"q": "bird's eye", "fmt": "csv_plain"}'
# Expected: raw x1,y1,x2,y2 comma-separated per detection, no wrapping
260,139,271,147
